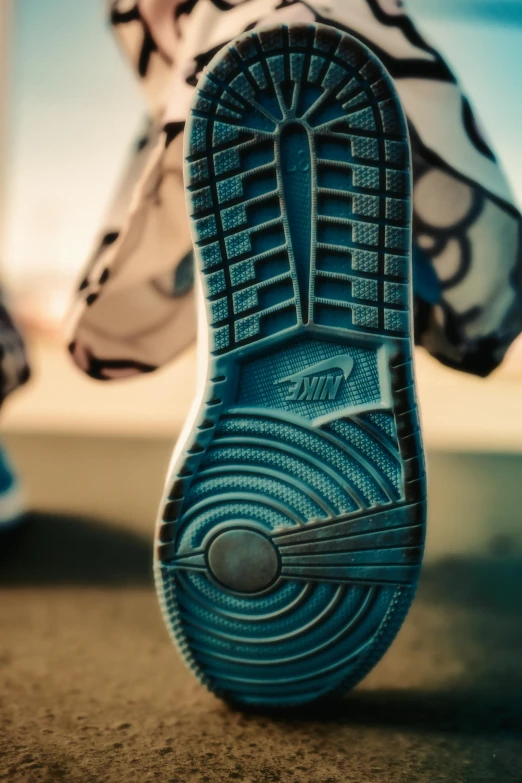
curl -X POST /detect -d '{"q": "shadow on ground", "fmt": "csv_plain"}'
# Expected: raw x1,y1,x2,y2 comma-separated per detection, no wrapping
0,512,152,585
233,683,522,737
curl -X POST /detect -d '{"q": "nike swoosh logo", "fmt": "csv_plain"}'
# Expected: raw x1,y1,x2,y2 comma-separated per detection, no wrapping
276,355,354,385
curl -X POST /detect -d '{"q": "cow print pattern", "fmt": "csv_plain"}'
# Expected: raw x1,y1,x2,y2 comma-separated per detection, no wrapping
0,292,30,404
68,0,522,380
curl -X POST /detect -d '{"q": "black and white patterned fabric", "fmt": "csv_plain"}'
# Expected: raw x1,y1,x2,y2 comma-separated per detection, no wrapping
68,0,522,379
0,292,30,404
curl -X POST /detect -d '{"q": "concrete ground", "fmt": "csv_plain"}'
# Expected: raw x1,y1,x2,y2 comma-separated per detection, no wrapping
1,510,522,783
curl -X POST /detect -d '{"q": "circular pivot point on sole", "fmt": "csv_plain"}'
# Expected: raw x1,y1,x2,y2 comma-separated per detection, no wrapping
207,528,280,593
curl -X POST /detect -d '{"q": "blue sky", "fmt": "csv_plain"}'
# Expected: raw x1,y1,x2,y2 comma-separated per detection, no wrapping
3,0,522,287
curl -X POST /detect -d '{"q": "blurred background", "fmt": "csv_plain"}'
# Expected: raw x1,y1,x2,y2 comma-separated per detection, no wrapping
1,0,522,559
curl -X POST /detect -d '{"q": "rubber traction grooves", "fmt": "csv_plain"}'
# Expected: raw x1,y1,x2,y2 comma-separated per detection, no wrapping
155,22,426,707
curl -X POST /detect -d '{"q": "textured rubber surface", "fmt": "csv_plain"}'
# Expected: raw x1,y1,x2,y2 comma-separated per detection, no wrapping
155,23,426,706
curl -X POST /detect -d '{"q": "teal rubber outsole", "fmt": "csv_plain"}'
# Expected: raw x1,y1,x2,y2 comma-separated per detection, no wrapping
155,22,426,707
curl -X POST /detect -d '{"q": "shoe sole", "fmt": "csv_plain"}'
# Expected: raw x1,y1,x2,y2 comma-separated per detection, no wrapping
155,22,426,707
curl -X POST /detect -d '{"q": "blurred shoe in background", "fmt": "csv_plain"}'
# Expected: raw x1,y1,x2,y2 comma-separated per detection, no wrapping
0,443,26,533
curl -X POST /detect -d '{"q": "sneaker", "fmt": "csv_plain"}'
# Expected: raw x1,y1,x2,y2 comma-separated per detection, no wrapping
0,445,25,533
155,22,426,706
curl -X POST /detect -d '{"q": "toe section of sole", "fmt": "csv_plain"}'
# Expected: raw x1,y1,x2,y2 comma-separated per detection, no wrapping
184,20,411,354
